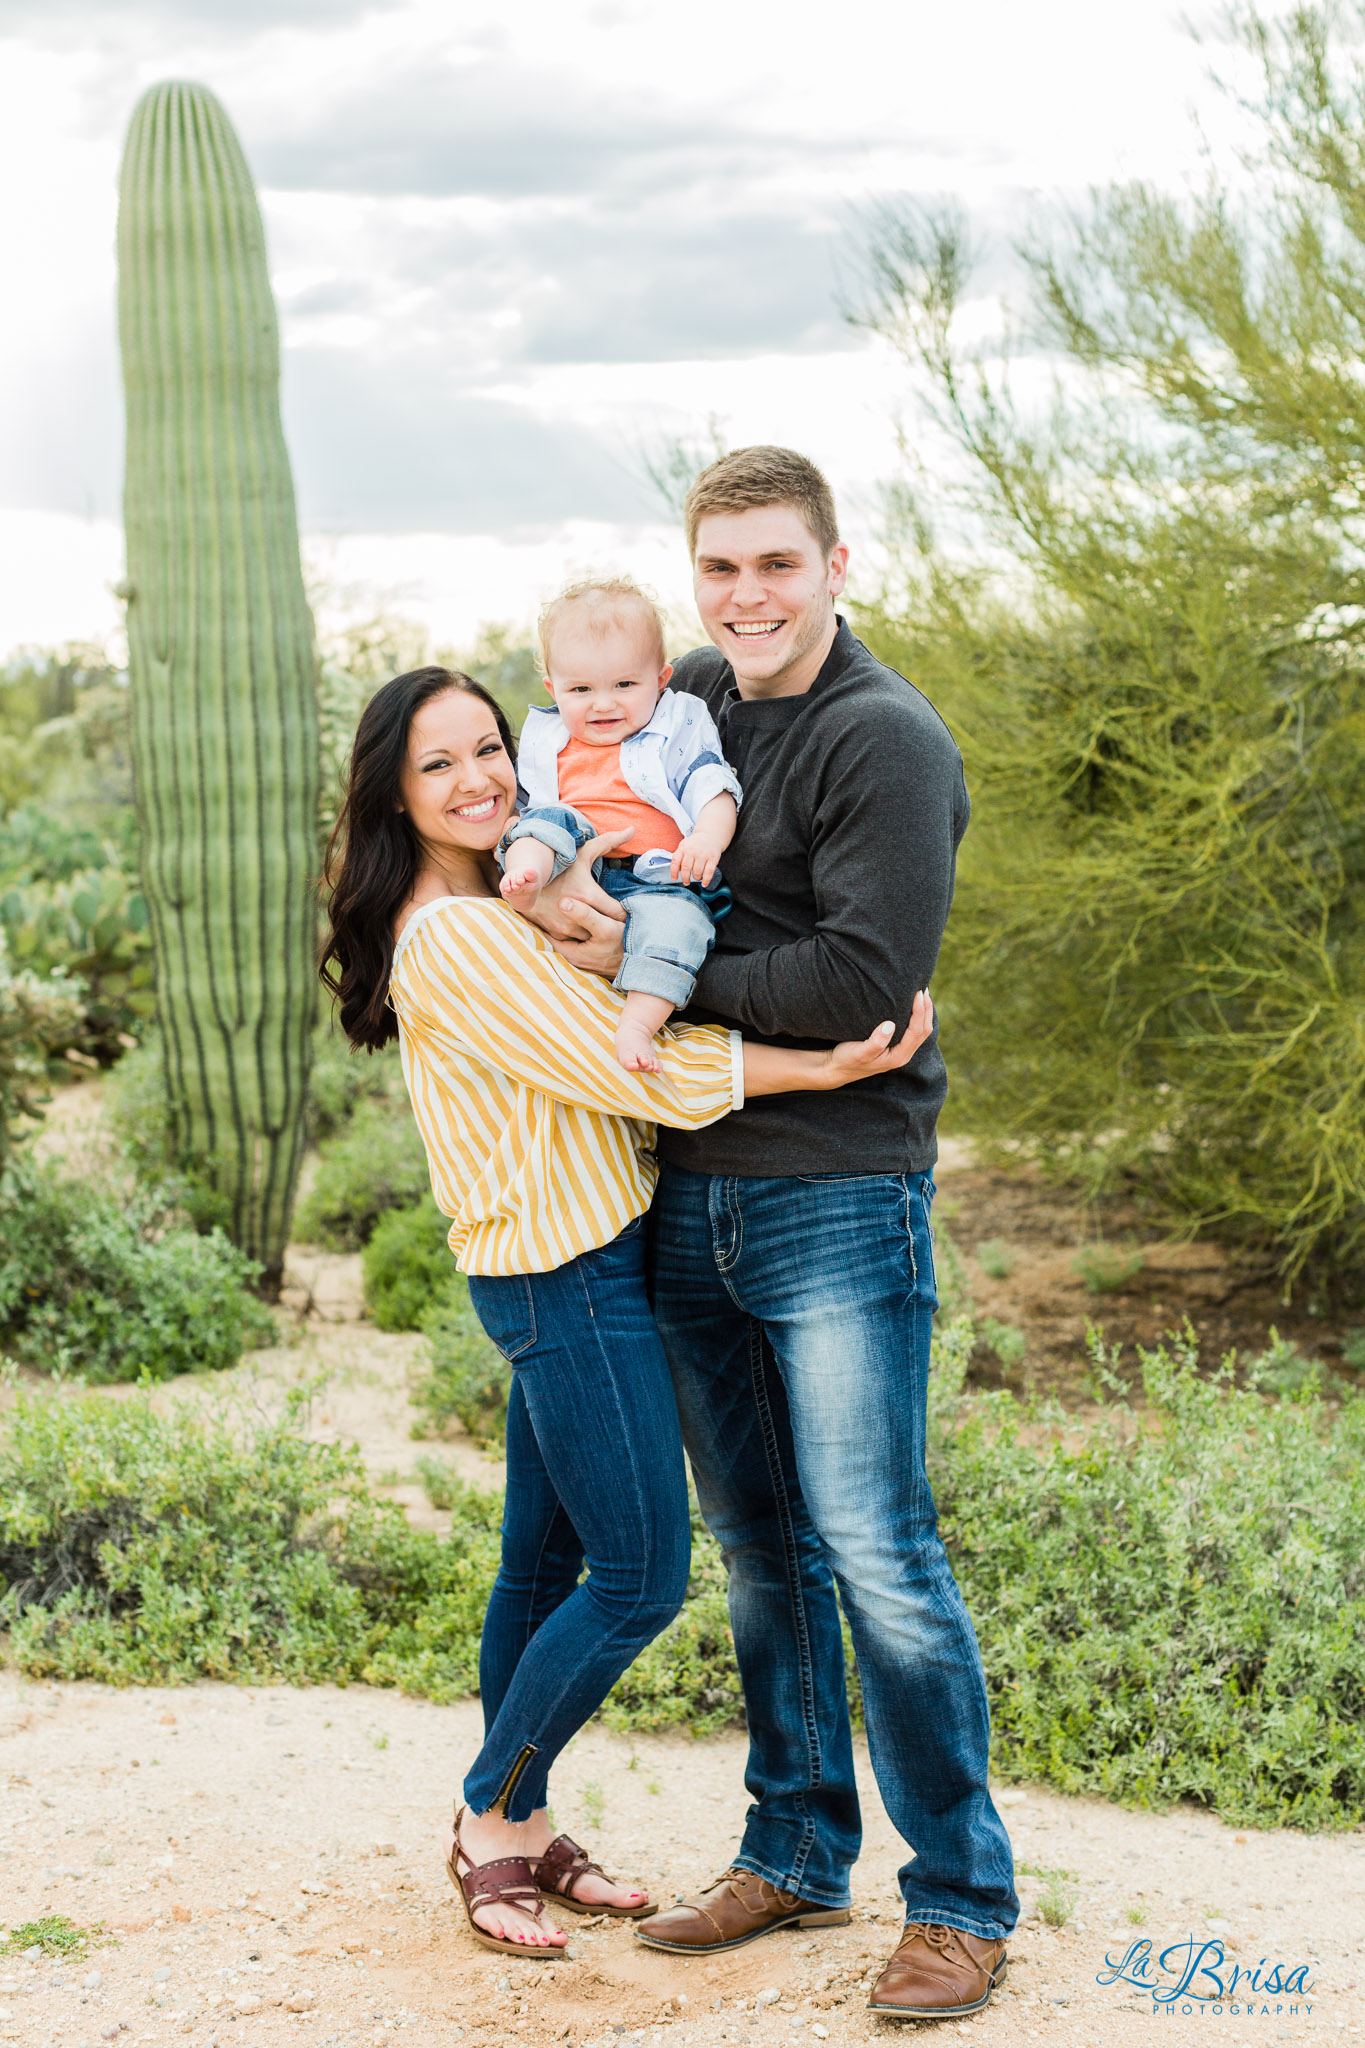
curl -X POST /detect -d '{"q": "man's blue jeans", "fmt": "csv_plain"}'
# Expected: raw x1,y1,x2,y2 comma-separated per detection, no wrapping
464,1216,691,1820
648,1166,1018,1939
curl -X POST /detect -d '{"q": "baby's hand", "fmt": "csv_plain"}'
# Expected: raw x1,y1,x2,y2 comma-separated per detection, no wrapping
671,836,720,887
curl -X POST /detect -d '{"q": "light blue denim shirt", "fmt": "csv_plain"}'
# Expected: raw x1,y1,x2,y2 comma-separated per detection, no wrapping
516,688,742,836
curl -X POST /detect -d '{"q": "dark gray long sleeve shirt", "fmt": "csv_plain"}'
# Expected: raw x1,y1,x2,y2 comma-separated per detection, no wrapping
658,617,969,1178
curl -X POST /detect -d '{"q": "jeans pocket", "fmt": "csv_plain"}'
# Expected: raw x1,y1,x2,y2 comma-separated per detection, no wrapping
466,1273,538,1364
912,1175,939,1308
796,1171,900,1185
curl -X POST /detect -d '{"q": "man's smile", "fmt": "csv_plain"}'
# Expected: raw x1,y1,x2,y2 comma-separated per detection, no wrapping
727,620,785,639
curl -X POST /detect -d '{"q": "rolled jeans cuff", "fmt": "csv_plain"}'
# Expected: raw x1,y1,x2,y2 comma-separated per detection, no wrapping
499,813,590,880
614,954,696,1008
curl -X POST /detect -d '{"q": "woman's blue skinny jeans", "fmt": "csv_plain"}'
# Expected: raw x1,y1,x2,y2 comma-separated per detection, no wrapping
463,1215,690,1820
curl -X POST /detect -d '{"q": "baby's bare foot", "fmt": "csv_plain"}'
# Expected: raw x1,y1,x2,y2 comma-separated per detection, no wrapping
615,1020,661,1073
499,867,544,909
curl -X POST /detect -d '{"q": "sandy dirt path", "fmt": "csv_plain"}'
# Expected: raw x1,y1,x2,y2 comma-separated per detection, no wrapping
0,1675,1361,2048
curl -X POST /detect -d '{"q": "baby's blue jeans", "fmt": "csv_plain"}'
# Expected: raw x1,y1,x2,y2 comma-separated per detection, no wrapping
501,802,724,1010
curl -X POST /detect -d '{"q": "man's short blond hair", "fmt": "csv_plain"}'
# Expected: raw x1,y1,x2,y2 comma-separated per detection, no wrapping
683,445,840,561
538,575,668,674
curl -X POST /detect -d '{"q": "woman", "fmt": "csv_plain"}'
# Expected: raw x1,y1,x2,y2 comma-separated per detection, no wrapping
319,666,933,1959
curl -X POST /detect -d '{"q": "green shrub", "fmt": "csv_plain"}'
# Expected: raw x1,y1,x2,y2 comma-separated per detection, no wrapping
412,1281,511,1448
1072,1244,1145,1295
0,805,151,1060
975,1238,1017,1280
306,1019,406,1144
0,1385,501,1698
0,933,85,1167
414,1454,465,1511
978,1317,1026,1372
930,1327,1365,1830
293,1099,430,1251
0,1161,274,1381
855,17,1365,1288
1,1318,1360,1831
0,1914,106,1959
362,1195,456,1332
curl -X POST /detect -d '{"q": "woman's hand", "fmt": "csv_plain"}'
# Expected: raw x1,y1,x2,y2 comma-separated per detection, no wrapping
741,992,935,1099
821,991,935,1089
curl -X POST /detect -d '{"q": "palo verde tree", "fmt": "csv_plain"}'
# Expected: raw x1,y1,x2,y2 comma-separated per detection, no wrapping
856,3,1365,1290
118,81,319,1291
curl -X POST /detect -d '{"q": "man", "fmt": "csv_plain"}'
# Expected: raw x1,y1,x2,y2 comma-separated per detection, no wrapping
552,446,1017,2022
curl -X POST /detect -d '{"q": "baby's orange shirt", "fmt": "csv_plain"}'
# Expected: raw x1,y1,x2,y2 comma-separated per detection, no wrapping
557,736,682,857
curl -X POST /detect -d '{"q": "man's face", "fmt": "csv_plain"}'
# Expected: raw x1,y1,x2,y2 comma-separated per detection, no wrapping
692,504,849,694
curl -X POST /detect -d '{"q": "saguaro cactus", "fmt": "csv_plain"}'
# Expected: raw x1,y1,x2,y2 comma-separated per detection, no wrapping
118,81,318,1291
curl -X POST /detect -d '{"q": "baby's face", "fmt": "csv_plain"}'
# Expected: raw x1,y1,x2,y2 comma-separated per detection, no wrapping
545,618,671,746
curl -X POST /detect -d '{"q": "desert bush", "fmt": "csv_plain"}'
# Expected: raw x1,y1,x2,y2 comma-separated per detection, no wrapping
0,806,150,1061
0,1386,500,1698
930,1327,1365,1830
0,646,132,819
362,1195,455,1332
856,7,1365,1287
306,1020,406,1143
412,1281,511,1448
1072,1244,1145,1295
293,1099,430,1251
0,1322,1359,1826
0,934,85,1166
0,1161,274,1381
977,1317,1026,1373
975,1238,1016,1280
451,623,544,734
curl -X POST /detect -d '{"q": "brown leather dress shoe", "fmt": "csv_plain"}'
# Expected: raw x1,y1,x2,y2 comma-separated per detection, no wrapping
869,1922,1008,2018
635,1867,850,1954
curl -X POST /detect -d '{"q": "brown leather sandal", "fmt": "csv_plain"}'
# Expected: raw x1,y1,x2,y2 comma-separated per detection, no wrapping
533,1831,658,1920
445,1804,565,1955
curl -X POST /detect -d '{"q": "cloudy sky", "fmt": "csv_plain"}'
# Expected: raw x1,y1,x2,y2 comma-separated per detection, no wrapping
0,0,1262,654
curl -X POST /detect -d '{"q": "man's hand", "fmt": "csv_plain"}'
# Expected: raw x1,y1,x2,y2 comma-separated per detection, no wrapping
521,830,630,942
518,829,628,976
546,897,627,977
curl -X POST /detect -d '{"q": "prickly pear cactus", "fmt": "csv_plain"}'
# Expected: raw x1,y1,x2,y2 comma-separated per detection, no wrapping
118,80,318,1291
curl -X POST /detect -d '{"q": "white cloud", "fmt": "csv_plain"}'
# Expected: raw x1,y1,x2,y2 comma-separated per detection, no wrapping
0,0,1278,653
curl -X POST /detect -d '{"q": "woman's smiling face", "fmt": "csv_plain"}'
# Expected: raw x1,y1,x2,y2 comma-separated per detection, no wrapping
397,687,518,857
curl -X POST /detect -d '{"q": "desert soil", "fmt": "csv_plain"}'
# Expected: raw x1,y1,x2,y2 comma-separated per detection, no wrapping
3,1084,1362,2046
1,1676,1361,2048
933,1140,1365,1405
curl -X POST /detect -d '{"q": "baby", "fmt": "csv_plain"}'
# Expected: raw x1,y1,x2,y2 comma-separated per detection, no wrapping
499,577,741,1073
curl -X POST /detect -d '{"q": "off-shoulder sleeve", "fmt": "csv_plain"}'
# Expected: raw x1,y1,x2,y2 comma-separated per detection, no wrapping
390,898,744,1127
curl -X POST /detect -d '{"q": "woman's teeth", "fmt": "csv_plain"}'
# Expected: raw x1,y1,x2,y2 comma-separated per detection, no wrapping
451,796,498,819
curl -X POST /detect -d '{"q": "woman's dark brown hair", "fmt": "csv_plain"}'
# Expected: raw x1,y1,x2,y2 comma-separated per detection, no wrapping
319,666,517,1049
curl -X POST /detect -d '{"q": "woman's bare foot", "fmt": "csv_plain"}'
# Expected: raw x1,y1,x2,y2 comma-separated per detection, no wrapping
520,1808,651,1914
445,1809,567,1949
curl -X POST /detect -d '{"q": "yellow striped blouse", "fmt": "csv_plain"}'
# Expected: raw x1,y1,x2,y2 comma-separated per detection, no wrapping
388,895,744,1275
